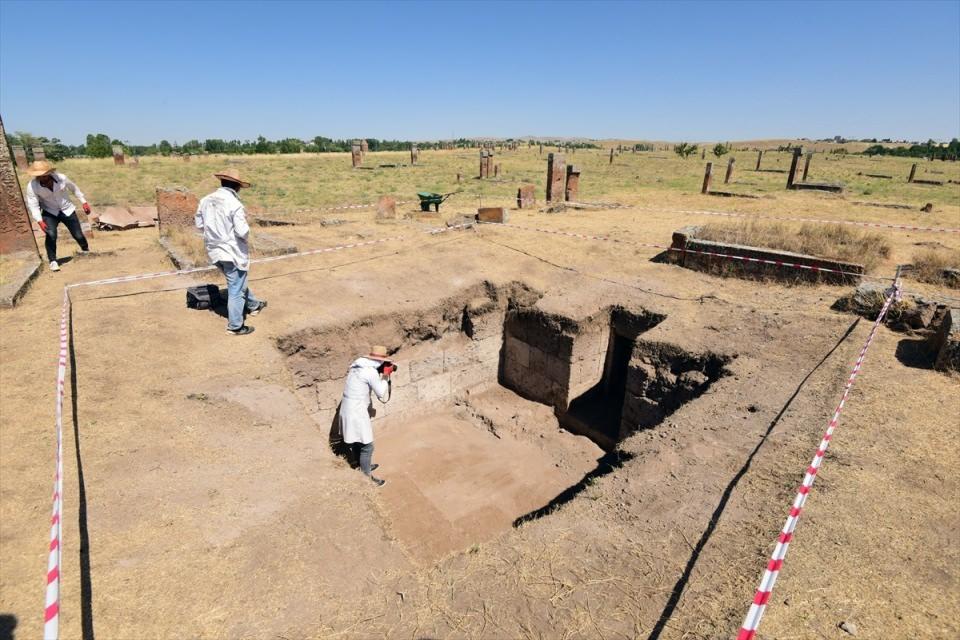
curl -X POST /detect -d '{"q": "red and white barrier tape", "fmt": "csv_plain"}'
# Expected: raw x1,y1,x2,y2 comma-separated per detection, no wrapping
479,222,893,282
45,289,68,640
633,205,960,234
302,199,415,213
66,224,475,290
736,277,902,640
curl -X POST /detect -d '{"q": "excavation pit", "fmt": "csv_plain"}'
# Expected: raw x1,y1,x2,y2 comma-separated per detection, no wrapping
277,283,732,563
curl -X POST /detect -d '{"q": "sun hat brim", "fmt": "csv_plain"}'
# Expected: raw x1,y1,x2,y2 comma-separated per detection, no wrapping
213,173,251,188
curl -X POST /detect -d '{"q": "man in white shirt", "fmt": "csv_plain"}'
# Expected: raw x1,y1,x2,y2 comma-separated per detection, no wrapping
195,170,267,336
339,346,396,486
25,161,92,272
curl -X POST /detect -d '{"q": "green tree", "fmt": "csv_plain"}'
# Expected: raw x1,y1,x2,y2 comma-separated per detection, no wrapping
712,143,730,157
158,140,173,156
181,139,202,154
85,133,112,158
277,138,303,154
674,142,698,159
254,135,275,154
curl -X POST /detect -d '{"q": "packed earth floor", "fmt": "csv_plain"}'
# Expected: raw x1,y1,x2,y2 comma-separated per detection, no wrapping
2,148,959,640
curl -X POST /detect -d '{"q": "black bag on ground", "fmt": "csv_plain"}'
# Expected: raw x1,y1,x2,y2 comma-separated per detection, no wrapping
186,284,222,310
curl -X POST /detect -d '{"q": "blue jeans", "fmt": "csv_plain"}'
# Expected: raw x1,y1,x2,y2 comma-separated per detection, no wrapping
216,261,261,330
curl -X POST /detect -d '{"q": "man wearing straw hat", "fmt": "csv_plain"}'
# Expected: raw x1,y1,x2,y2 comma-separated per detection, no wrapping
24,160,93,272
339,345,396,486
195,169,267,336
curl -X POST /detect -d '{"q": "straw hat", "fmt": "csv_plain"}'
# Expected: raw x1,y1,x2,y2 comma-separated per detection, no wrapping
27,160,56,177
367,345,390,361
213,169,251,188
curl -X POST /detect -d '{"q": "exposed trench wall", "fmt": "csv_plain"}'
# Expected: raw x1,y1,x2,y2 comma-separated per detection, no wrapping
276,281,541,430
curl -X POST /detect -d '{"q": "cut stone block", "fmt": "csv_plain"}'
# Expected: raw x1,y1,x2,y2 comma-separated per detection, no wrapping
476,207,509,223
933,308,959,373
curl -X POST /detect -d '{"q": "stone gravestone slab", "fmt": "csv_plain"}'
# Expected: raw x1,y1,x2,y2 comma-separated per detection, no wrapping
545,153,566,202
376,196,397,220
156,186,199,230
517,184,535,208
112,145,125,166
0,119,40,255
32,146,46,162
12,146,28,170
565,165,581,202
352,143,362,168
410,145,418,166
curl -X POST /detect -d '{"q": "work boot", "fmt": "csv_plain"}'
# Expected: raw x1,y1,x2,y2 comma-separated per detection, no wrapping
369,475,386,487
249,300,268,316
49,261,60,272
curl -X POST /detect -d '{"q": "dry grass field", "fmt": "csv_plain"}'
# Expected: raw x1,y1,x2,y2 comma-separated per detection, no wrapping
2,142,959,640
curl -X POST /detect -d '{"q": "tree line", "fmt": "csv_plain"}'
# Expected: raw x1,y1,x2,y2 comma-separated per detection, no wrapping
4,131,599,161
863,138,959,160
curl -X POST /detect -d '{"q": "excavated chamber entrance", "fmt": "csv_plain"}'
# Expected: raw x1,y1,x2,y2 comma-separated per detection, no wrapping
277,286,732,562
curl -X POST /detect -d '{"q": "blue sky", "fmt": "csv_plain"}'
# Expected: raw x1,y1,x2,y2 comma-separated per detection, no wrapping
1,0,958,144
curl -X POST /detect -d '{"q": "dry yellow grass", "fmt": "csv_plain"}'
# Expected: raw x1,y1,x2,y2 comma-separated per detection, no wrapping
910,247,960,287
697,219,892,271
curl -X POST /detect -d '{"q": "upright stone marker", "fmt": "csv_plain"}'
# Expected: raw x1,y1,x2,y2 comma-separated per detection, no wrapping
517,184,535,208
565,165,581,201
538,143,543,155
112,145,125,166
0,116,40,256
351,143,362,168
360,139,369,156
609,148,614,164
786,147,802,189
724,157,735,184
908,163,917,183
494,164,500,178
376,196,397,220
479,150,489,178
701,162,713,194
802,152,813,182
32,146,46,162
546,153,566,203
12,146,27,170
755,150,763,171
410,145,418,166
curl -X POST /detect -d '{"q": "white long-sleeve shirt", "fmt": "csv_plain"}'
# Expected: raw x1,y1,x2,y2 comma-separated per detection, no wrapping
25,173,88,221
339,357,390,444
194,186,251,270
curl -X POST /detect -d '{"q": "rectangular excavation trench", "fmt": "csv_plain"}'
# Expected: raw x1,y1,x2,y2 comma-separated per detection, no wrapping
277,285,731,563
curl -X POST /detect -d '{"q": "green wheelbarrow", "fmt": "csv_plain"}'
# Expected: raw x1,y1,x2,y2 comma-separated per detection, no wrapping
417,190,460,212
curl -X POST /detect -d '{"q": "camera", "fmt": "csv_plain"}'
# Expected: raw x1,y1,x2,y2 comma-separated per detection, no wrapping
378,360,398,375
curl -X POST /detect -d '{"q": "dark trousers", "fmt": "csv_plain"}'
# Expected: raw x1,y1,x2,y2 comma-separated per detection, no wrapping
42,210,88,262
350,442,375,475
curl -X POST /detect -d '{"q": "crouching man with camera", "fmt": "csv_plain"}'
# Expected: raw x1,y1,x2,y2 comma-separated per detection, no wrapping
339,345,397,487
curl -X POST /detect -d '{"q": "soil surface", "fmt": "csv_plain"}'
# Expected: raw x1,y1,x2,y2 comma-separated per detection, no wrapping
1,194,958,640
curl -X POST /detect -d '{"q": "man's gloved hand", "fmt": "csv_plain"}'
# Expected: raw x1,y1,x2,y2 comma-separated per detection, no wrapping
82,203,91,214
382,365,395,378
38,220,48,232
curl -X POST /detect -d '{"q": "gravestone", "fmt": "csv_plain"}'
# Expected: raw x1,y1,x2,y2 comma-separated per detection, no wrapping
494,164,500,178
908,163,917,183
802,152,813,182
32,146,45,162
546,153,566,203
360,139,369,155
376,196,397,220
786,148,802,189
112,145,125,166
517,184,535,208
0,117,40,255
12,146,27,170
755,150,763,171
410,145,418,165
352,143,362,168
701,162,713,194
609,148,614,164
565,165,581,202
724,157,735,184
476,207,508,223
156,186,200,230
